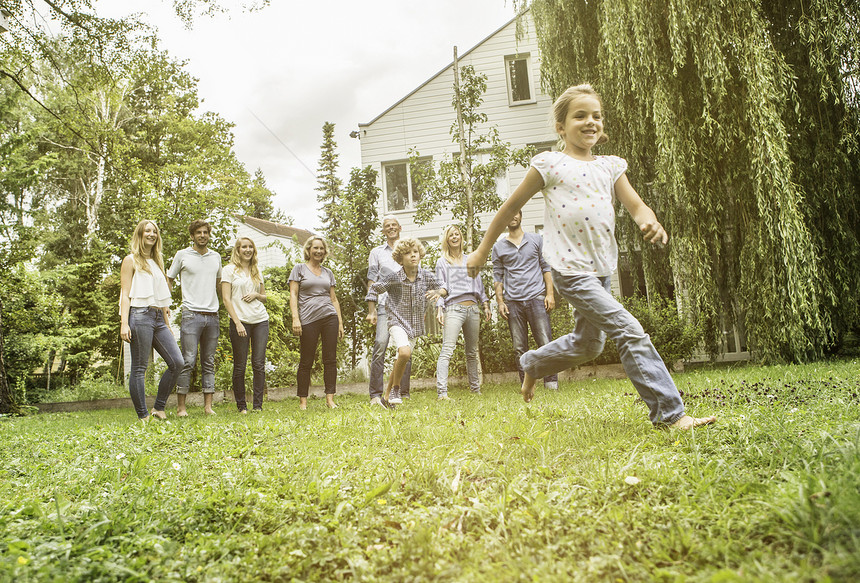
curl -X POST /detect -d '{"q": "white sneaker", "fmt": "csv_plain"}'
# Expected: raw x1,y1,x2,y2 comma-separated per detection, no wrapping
544,381,559,390
389,387,403,404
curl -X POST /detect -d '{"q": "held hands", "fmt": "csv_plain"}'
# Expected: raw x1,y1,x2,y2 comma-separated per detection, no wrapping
640,219,668,247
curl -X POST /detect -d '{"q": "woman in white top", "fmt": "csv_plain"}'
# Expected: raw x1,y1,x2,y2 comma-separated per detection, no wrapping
222,237,269,413
120,220,184,421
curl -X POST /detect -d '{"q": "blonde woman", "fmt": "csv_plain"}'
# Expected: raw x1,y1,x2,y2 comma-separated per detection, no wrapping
222,237,269,413
289,237,344,409
119,220,183,421
434,225,491,400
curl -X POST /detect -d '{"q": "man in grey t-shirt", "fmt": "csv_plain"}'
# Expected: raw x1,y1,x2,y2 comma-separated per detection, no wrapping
168,219,222,416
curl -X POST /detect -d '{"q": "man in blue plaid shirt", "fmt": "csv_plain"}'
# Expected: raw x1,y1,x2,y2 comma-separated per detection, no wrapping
366,238,447,407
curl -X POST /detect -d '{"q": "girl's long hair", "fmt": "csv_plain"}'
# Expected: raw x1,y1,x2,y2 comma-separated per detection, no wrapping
130,220,165,275
230,237,262,285
440,225,465,265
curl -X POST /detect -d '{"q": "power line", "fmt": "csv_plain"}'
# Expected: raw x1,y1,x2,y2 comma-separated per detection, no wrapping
246,108,317,180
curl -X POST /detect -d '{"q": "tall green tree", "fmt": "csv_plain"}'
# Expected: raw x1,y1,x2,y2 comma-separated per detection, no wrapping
519,0,860,362
335,166,380,370
315,121,342,236
410,64,534,251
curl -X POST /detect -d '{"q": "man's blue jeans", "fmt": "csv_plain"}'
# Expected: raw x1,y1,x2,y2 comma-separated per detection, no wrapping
128,307,184,419
436,303,481,395
521,271,685,425
506,297,558,385
229,319,269,410
369,306,411,400
177,309,219,394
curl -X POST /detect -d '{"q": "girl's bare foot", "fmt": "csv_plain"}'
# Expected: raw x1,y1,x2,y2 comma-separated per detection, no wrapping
204,408,216,416
239,409,248,414
521,373,537,403
326,396,337,409
150,408,167,420
299,397,308,410
177,409,188,418
670,414,717,430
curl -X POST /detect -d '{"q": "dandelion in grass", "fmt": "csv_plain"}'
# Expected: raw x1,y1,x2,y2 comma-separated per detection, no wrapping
624,476,641,485
377,499,386,505
18,557,28,565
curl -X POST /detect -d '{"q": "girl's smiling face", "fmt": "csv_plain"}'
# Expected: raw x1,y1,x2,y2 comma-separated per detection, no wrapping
446,228,462,251
142,223,159,248
239,239,255,262
556,95,604,154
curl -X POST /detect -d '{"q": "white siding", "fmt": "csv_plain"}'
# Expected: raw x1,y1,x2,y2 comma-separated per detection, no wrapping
359,13,556,243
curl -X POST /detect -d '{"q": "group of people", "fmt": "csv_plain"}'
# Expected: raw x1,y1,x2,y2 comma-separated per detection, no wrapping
363,214,557,406
120,218,345,421
120,83,715,429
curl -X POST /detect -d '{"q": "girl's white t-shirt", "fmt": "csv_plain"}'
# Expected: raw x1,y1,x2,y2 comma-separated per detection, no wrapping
531,151,628,277
222,264,269,324
129,258,172,308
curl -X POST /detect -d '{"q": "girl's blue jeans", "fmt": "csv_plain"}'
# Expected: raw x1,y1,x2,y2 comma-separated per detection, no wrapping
520,271,686,425
435,303,481,395
128,307,184,419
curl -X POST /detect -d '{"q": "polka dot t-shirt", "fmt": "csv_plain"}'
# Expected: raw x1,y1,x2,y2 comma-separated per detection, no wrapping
531,151,628,277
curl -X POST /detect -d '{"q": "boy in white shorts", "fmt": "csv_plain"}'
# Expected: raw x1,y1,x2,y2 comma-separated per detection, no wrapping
366,237,447,407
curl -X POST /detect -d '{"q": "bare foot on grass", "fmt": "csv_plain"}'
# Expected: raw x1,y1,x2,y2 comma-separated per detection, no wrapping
204,408,216,416
521,373,537,403
670,414,716,430
150,409,167,420
177,409,188,418
299,397,308,410
326,396,337,409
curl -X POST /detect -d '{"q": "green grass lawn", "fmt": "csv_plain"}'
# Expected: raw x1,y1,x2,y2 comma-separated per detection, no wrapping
2,360,859,582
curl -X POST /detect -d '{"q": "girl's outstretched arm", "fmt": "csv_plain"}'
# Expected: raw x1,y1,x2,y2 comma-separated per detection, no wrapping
467,167,545,276
615,174,668,246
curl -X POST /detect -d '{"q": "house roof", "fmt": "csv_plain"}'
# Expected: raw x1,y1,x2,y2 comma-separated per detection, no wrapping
236,215,314,244
358,11,528,128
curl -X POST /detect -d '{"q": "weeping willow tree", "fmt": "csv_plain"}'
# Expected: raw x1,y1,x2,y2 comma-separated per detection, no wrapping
516,0,860,362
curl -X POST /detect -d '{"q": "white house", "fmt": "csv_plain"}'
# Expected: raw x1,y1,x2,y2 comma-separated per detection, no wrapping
232,215,314,270
357,12,553,244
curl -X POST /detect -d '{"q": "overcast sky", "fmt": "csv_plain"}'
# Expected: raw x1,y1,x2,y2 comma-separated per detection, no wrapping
96,0,518,232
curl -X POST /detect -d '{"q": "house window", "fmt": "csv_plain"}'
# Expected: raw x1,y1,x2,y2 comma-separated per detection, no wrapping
505,54,534,104
383,159,429,212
